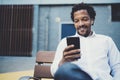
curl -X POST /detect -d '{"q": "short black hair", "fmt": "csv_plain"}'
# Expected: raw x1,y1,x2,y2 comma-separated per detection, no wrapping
71,3,96,22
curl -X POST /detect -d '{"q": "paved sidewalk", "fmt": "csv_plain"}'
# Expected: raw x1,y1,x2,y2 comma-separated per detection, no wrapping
0,56,36,73
0,70,53,80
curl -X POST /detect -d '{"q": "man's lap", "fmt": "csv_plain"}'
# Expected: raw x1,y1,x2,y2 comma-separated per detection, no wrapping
54,63,93,80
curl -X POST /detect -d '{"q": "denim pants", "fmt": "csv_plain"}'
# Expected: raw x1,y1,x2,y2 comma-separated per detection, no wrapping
54,63,93,80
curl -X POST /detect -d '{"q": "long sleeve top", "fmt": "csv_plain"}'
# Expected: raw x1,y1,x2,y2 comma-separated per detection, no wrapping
51,32,120,80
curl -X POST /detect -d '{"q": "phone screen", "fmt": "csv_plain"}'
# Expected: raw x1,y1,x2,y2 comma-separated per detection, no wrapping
67,37,80,49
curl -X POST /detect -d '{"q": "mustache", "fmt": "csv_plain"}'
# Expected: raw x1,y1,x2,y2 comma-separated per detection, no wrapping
77,25,87,29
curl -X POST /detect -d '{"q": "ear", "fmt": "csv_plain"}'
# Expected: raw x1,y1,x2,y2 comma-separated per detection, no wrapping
91,19,94,25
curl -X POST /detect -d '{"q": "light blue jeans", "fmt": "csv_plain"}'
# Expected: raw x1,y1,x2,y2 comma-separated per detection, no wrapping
54,63,93,80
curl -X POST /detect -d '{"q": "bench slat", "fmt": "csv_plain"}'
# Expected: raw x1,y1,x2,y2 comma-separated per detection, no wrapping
36,51,55,63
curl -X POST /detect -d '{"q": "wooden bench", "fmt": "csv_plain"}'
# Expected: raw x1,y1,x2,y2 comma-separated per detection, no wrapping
33,51,55,80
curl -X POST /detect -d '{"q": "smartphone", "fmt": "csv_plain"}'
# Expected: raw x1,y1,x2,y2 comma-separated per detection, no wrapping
67,37,80,49
67,37,80,59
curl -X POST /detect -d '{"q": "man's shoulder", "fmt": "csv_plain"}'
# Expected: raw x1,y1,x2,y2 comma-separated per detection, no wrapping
95,34,112,40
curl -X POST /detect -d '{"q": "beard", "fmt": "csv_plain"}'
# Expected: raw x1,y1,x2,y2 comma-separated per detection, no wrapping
77,25,91,37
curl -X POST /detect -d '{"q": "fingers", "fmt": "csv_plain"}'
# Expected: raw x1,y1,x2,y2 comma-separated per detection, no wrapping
64,44,75,51
64,49,80,57
64,53,80,60
63,45,81,61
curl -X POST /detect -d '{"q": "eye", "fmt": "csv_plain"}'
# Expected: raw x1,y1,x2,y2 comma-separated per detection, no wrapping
82,17,89,21
74,19,79,23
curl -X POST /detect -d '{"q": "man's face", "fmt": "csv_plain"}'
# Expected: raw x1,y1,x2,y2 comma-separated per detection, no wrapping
73,10,94,37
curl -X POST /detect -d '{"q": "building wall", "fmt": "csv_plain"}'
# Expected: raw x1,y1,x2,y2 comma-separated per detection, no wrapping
37,5,72,51
0,0,120,56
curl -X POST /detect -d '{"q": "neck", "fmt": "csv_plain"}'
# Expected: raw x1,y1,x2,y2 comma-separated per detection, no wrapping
88,31,93,36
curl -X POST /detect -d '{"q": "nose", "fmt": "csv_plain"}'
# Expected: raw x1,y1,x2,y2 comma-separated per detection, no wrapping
78,21,84,26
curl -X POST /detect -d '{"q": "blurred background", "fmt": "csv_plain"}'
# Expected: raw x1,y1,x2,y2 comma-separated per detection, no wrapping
0,0,120,79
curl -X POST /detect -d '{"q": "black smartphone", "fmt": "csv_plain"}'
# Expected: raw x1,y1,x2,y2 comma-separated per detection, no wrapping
67,37,80,50
67,37,80,59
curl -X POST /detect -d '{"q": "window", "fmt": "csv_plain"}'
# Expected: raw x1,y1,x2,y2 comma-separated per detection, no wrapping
111,4,120,21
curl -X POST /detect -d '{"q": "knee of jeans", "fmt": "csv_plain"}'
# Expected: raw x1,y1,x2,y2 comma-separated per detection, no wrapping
54,63,93,80
54,63,75,77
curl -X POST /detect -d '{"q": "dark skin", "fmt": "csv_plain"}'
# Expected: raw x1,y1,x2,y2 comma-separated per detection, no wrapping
59,9,94,66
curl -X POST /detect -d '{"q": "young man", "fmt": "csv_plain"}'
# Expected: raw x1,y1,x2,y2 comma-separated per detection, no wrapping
51,3,120,80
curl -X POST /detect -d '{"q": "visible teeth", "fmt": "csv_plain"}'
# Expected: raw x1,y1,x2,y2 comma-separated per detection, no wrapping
80,27,86,30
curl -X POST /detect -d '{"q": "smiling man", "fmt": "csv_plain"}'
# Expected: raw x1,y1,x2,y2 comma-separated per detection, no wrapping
51,3,120,80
